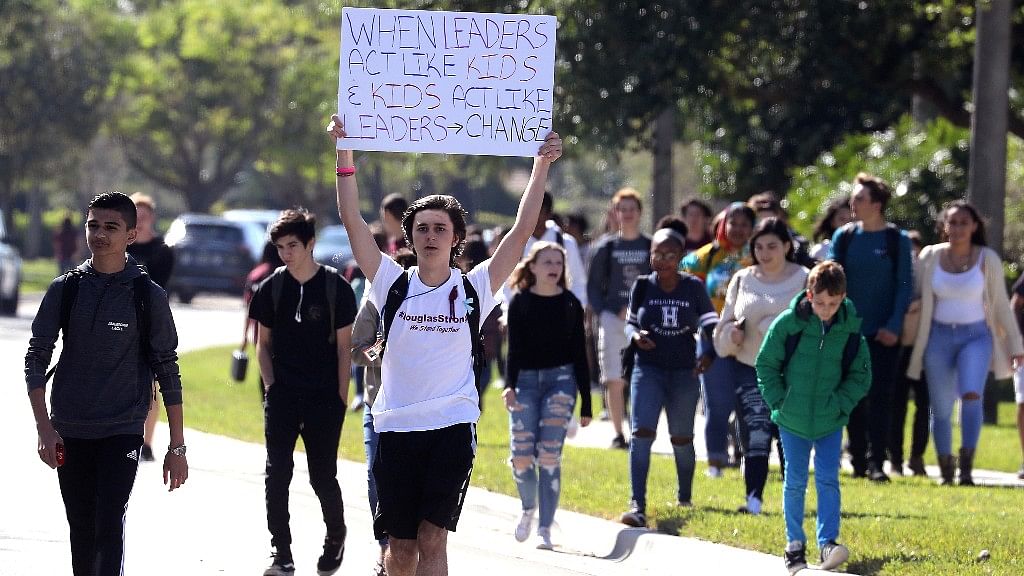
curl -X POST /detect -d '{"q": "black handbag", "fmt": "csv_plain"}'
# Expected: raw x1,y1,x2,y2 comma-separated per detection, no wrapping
230,348,249,382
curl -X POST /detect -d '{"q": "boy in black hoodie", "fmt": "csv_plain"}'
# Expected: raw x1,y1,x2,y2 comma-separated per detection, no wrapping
25,192,188,576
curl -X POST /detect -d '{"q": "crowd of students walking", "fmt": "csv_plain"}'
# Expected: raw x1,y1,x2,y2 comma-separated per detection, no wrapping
26,134,1024,576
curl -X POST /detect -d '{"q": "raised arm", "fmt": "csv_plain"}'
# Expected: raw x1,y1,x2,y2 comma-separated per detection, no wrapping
328,114,383,282
487,132,562,289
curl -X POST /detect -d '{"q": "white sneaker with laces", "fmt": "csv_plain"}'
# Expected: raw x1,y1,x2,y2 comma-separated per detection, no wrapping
514,508,535,542
535,526,553,550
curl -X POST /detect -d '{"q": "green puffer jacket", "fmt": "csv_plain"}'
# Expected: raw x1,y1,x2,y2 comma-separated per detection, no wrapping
755,292,872,440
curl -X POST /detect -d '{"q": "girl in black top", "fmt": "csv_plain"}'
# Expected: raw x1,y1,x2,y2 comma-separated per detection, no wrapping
503,241,591,550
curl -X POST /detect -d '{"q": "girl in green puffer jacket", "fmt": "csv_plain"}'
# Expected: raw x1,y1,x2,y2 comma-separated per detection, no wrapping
755,261,871,574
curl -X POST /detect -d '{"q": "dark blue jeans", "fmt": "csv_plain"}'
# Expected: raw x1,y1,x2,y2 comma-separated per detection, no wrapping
629,362,700,510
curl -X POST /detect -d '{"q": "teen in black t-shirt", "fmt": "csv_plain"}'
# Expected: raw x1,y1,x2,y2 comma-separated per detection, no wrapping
249,210,356,576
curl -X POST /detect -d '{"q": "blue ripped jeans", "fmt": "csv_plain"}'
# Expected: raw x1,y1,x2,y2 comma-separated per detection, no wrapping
629,362,700,510
509,364,577,529
923,320,992,456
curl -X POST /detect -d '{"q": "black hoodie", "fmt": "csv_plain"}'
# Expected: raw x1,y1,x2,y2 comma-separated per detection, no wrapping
25,256,182,440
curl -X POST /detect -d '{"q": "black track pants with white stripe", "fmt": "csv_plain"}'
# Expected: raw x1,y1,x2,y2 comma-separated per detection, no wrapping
57,434,143,576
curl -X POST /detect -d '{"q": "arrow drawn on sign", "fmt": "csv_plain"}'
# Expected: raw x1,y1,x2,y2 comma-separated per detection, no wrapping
449,123,464,134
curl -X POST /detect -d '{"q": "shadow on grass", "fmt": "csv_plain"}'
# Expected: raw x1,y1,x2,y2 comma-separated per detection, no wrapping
846,552,922,576
839,510,927,521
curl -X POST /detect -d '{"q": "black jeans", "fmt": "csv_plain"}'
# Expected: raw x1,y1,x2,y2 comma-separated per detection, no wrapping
264,385,347,552
57,434,143,576
847,339,900,471
889,346,930,463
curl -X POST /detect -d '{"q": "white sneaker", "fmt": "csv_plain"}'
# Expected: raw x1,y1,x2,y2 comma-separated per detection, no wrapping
706,465,724,478
742,495,762,515
514,508,535,542
535,526,553,550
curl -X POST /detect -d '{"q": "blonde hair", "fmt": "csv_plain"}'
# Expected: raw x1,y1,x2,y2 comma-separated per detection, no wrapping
611,187,643,213
130,192,155,211
507,241,570,292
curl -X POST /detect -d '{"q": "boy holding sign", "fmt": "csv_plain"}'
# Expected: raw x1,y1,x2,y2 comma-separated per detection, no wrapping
328,113,560,576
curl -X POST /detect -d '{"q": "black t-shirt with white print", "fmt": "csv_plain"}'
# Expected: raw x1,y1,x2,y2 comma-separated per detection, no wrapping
250,266,357,392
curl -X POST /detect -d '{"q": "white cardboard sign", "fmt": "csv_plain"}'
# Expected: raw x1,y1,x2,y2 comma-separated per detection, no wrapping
336,8,556,157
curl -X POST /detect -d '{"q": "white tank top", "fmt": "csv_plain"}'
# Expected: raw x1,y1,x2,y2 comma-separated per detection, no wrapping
932,257,985,324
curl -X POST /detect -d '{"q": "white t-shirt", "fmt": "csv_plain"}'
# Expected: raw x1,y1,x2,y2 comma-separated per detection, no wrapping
369,255,499,432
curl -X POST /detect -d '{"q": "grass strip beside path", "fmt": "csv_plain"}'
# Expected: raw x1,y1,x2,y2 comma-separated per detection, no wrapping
182,345,1024,576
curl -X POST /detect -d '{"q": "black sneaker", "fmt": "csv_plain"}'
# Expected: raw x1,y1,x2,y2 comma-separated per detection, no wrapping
784,541,806,575
611,434,629,450
264,550,295,576
819,539,849,570
619,501,646,527
868,465,890,483
140,444,155,462
317,537,345,576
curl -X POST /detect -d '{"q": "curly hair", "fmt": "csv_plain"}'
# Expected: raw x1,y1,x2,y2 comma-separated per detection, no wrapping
401,195,468,268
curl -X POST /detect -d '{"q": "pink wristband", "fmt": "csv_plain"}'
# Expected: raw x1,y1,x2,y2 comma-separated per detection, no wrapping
336,166,356,177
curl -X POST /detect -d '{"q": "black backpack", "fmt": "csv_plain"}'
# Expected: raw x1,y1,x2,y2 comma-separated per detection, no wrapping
379,270,485,387
832,222,901,278
45,266,153,382
267,265,340,344
778,300,863,381
619,274,651,381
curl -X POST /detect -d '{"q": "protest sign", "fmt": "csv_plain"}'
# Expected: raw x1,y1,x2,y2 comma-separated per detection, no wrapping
336,8,556,157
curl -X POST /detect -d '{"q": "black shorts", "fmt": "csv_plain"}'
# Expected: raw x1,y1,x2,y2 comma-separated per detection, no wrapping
372,423,476,540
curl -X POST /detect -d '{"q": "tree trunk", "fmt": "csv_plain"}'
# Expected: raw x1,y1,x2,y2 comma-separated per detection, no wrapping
652,106,675,229
967,0,1011,254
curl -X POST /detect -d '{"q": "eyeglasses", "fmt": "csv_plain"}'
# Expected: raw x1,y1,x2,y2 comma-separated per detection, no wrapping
651,251,680,261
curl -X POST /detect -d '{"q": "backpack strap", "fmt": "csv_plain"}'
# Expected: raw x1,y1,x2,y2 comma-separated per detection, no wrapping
133,274,153,363
462,275,485,382
780,331,802,375
46,270,84,383
832,223,855,269
58,269,84,335
840,332,862,381
884,224,901,277
779,328,861,380
323,265,339,345
834,223,901,279
380,271,411,355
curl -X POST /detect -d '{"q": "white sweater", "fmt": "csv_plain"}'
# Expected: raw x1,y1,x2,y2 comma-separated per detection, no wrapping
713,265,809,366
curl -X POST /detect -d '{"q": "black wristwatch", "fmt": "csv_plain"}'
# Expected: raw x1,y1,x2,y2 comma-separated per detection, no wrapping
167,444,187,457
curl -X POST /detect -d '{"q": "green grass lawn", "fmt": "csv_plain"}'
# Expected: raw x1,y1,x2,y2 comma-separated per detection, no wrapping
22,258,62,293
181,345,1024,576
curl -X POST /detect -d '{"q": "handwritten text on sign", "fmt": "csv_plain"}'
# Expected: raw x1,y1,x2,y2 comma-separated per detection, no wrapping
337,8,556,157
